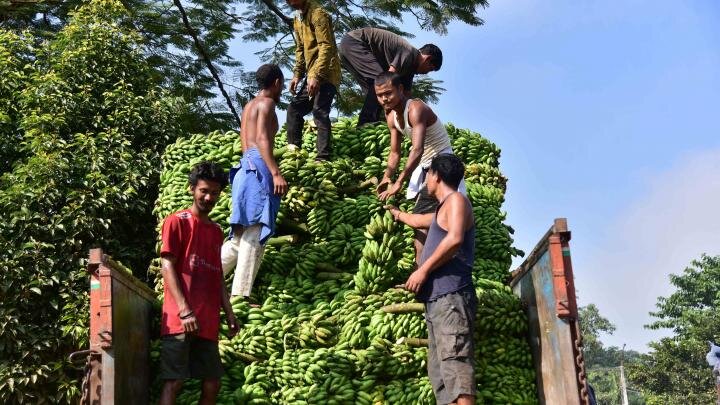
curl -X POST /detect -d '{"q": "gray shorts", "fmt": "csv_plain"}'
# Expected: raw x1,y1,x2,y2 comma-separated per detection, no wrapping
160,334,223,380
425,287,478,404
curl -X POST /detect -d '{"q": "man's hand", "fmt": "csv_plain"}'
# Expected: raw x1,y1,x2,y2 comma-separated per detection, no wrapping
273,173,288,195
290,76,301,95
376,176,392,195
384,204,401,221
180,310,199,334
404,268,428,294
227,313,239,338
307,77,319,97
379,181,402,201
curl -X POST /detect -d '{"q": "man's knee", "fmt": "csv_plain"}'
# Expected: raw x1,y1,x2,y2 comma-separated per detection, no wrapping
202,379,221,396
163,379,184,394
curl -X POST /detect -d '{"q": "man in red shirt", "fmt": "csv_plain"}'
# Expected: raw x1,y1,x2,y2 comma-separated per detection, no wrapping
159,162,239,405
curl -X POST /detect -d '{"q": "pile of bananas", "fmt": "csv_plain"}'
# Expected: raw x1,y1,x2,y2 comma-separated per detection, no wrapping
150,118,537,404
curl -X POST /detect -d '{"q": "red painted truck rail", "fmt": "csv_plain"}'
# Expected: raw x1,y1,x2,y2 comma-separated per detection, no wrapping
510,218,589,405
70,248,157,404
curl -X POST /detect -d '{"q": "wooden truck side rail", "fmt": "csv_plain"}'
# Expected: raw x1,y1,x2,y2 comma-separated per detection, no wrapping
510,218,589,405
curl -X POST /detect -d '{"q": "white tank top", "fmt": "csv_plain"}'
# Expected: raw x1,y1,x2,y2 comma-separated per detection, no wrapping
393,99,453,168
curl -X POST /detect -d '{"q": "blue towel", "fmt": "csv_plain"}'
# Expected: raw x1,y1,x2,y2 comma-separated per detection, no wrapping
229,148,280,244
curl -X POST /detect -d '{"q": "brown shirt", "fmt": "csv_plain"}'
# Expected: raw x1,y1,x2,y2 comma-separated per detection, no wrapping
348,27,420,77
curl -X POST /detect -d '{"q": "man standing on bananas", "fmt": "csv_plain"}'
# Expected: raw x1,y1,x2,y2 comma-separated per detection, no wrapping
339,27,442,127
159,162,239,405
285,0,341,161
221,64,288,303
375,71,466,262
386,154,477,405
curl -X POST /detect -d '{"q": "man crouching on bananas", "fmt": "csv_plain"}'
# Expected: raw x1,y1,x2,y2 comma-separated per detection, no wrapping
375,71,466,262
221,64,288,302
386,154,477,405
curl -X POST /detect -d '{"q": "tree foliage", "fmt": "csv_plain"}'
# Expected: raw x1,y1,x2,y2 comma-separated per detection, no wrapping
579,304,645,404
0,1,184,402
1,0,487,125
627,254,720,405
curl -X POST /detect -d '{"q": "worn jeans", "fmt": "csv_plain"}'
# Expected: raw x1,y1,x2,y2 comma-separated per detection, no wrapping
285,80,336,160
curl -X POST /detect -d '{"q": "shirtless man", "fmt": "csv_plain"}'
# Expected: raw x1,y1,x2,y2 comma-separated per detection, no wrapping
221,64,288,300
374,71,465,261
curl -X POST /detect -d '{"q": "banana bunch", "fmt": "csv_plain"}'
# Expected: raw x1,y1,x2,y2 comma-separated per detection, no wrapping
369,311,426,343
361,155,385,180
473,205,516,269
327,195,383,230
446,124,501,167
466,182,505,210
354,212,406,295
383,377,434,405
324,224,365,266
475,286,528,337
464,163,508,192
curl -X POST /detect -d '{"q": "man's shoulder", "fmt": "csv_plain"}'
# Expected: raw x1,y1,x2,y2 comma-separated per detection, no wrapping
408,99,433,121
247,97,276,115
308,3,331,20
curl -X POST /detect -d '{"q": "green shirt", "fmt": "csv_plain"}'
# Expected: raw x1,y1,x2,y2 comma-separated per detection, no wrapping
292,2,341,87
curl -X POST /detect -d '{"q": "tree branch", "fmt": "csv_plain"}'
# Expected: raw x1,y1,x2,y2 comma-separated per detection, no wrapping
259,0,293,31
172,0,242,128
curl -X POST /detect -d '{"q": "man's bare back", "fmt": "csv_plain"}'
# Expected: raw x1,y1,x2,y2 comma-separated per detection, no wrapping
239,94,287,196
241,96,279,152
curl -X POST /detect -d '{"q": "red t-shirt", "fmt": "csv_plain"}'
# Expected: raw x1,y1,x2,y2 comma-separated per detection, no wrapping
160,209,224,341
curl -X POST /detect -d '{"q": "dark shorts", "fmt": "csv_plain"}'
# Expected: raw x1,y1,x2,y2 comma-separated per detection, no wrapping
413,186,439,214
425,287,478,404
160,334,223,380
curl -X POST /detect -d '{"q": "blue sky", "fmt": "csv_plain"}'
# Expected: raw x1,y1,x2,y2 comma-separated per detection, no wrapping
229,0,720,352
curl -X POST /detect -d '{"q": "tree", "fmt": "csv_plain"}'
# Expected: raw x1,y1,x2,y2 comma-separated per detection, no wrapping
628,254,720,405
2,0,486,125
580,303,617,369
579,304,645,404
0,30,34,173
0,1,184,402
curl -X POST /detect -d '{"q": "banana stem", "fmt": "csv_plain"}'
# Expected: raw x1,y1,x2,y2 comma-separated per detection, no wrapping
341,177,378,194
396,337,429,347
381,302,425,314
237,352,263,363
266,234,298,246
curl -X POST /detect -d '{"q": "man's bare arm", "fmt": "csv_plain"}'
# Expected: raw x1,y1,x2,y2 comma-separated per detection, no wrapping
161,255,198,333
378,112,403,192
255,100,288,195
385,205,433,229
395,101,427,185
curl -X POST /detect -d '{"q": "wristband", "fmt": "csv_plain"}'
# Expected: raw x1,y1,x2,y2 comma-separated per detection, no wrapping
179,310,195,320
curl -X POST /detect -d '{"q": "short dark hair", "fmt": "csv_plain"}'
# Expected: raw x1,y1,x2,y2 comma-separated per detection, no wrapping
419,44,442,71
374,71,403,88
188,161,228,189
429,154,464,189
256,64,283,89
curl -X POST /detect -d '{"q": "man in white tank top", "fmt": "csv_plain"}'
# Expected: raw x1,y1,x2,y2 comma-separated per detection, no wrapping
374,71,466,261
